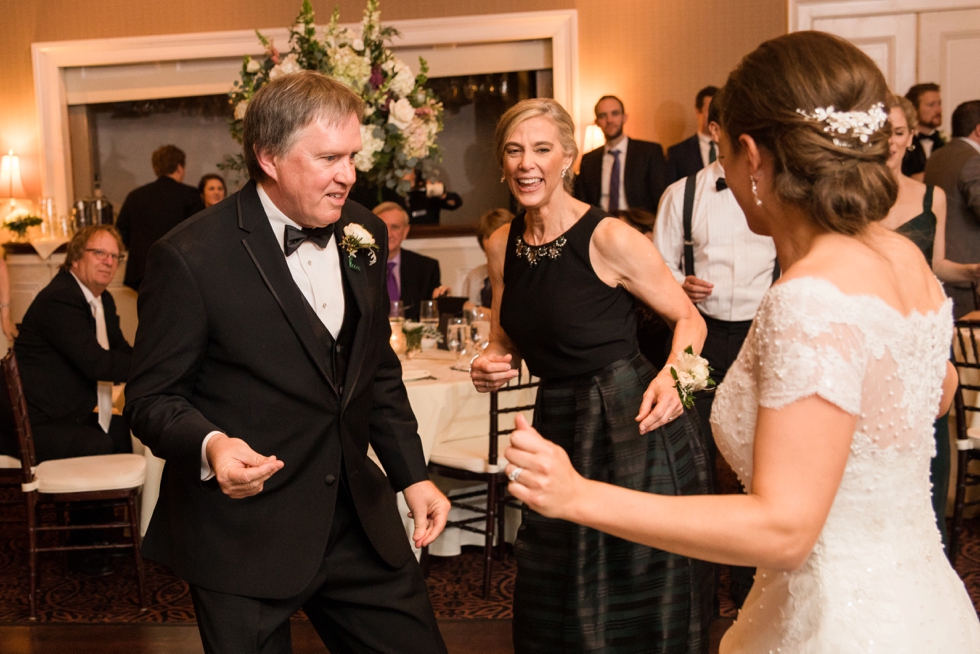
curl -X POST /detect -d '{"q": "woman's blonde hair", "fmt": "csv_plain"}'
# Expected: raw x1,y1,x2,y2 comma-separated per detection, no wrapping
494,99,578,193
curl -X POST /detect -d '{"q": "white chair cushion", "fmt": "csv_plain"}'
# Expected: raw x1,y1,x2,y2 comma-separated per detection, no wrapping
0,454,20,468
35,454,146,493
429,435,512,474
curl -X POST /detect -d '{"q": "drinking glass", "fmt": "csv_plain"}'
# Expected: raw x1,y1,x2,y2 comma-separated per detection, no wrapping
470,307,491,354
446,319,469,368
389,300,405,321
420,300,439,329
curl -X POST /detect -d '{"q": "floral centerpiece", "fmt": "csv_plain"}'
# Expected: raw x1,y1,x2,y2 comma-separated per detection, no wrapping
222,0,444,197
3,211,43,241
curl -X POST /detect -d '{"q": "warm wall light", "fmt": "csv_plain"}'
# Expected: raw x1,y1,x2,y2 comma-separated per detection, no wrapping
582,124,605,155
0,151,27,210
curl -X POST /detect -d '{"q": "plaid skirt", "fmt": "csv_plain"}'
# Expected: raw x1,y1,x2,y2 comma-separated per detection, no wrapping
513,354,715,654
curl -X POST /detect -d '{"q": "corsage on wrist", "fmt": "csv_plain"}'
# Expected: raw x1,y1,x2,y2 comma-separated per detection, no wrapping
669,346,715,410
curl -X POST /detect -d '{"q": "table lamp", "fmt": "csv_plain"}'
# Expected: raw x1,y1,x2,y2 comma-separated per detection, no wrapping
582,124,605,155
0,150,27,216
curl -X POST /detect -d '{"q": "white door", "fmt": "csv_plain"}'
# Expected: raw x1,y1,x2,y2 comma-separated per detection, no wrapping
812,14,918,95
919,8,980,135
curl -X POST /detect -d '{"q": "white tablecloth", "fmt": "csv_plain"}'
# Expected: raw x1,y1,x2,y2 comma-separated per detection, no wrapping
136,350,537,558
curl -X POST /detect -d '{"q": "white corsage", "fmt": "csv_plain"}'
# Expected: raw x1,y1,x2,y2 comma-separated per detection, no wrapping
669,346,715,410
339,223,379,270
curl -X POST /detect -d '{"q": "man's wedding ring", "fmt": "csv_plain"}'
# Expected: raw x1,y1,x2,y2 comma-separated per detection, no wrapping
508,467,524,483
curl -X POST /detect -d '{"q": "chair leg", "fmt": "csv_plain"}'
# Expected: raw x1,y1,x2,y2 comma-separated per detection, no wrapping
126,494,147,611
496,491,507,561
26,493,37,620
482,479,498,600
951,448,970,565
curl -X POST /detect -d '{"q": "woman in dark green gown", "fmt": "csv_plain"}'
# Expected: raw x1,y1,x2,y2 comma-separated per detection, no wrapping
882,95,980,551
471,99,714,653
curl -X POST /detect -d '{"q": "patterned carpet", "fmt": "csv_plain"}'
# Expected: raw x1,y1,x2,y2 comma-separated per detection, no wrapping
0,493,977,624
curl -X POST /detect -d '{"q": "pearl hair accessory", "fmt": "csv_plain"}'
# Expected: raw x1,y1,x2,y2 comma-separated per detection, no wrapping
796,103,888,148
750,176,763,206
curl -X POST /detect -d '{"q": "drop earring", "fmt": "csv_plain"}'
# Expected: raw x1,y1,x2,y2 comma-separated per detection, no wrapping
750,176,763,206
500,175,506,183
561,168,568,179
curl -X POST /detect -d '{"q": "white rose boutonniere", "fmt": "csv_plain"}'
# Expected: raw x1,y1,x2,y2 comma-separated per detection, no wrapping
669,346,715,409
340,223,379,270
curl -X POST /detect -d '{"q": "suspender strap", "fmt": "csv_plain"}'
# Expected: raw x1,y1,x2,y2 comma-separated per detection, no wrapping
772,258,781,284
682,174,697,277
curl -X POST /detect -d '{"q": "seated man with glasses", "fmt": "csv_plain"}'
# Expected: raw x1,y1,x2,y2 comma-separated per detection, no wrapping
13,224,133,462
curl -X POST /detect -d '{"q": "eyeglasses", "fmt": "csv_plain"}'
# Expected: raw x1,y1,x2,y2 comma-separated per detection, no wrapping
84,248,125,263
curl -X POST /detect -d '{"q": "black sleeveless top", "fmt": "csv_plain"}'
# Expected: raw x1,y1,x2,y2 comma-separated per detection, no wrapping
499,207,638,379
896,185,936,264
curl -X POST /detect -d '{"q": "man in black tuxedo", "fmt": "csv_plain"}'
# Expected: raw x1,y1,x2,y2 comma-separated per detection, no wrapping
666,86,718,185
125,72,450,654
373,202,448,321
14,225,132,462
116,145,205,291
903,83,945,179
574,95,666,213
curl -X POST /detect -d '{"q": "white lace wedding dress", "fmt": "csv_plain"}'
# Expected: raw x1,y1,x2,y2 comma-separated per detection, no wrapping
711,277,980,653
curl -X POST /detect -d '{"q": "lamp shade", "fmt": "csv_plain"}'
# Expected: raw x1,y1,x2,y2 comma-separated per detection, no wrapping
0,151,27,200
582,125,605,155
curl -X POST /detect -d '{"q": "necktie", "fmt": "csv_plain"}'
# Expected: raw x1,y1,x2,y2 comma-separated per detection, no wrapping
480,276,492,308
716,177,727,192
387,261,400,302
608,150,621,213
90,297,113,433
709,141,717,164
283,224,335,256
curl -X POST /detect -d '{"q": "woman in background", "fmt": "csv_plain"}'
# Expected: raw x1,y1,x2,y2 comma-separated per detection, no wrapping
197,173,226,208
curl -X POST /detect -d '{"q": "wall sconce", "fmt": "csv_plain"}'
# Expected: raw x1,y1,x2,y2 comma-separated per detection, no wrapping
0,150,27,214
582,125,605,155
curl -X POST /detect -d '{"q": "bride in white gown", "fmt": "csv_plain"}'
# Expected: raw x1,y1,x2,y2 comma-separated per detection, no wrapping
500,31,980,653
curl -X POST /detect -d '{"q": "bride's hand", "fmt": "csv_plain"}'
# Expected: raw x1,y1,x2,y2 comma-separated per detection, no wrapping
504,415,586,520
636,369,684,434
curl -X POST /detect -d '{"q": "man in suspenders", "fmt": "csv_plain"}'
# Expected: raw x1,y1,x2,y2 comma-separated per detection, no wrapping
652,101,778,608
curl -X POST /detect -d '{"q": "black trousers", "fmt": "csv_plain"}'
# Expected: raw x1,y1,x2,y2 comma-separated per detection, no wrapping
189,483,447,654
32,412,131,463
694,314,754,610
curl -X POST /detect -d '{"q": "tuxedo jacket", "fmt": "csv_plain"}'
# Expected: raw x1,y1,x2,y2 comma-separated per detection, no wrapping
574,137,667,214
116,176,205,291
15,269,131,426
399,248,441,321
903,132,946,178
666,134,704,186
124,182,428,599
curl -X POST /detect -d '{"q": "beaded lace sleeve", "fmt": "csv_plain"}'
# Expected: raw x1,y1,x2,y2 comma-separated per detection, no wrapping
753,279,868,415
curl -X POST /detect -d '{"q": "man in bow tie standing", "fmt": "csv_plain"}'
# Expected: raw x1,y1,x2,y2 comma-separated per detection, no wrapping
125,71,449,653
903,83,945,181
651,100,777,608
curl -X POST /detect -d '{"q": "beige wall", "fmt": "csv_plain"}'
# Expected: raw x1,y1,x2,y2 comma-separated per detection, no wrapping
0,0,786,198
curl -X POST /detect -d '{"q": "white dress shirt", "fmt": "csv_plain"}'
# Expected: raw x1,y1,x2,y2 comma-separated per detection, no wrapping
201,184,347,480
697,132,715,168
920,129,939,158
652,161,776,322
600,136,630,211
70,271,113,433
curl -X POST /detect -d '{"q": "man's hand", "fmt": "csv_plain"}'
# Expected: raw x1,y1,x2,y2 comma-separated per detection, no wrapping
403,480,450,549
431,285,452,299
206,433,284,499
681,275,713,303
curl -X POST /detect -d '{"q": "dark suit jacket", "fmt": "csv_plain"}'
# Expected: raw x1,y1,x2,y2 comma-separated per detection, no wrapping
925,138,980,315
573,137,667,213
399,248,440,321
15,269,131,427
666,134,704,186
116,176,204,291
903,132,946,178
124,182,427,600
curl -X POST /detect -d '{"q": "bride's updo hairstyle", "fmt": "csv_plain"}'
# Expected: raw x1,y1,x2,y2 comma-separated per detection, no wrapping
714,31,896,235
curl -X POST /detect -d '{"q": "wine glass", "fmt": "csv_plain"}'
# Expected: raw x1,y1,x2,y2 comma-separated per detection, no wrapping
470,308,491,354
389,300,405,322
446,319,468,368
420,300,439,329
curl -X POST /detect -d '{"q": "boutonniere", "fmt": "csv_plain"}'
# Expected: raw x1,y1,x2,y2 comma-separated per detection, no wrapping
669,346,715,409
339,223,379,271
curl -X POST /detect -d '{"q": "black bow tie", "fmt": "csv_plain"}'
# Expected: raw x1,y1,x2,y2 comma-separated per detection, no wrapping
920,131,942,144
283,224,335,256
716,177,728,192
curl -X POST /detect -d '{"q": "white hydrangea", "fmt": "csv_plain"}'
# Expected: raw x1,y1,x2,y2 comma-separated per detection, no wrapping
403,117,436,160
268,54,302,80
330,46,371,90
355,124,385,172
388,59,416,98
387,97,416,131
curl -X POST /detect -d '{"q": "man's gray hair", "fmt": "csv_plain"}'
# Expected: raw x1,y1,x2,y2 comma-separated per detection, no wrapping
243,71,365,182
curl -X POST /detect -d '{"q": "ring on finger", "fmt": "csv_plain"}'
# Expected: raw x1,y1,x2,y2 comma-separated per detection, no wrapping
508,466,524,483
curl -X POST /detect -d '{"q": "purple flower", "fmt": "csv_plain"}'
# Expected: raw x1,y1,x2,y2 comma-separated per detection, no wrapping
369,65,384,90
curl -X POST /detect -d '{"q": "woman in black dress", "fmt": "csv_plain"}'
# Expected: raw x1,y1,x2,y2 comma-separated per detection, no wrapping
881,95,980,551
470,99,713,653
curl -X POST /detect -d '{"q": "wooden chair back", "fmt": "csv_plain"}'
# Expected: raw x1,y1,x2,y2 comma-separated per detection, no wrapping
1,350,37,487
